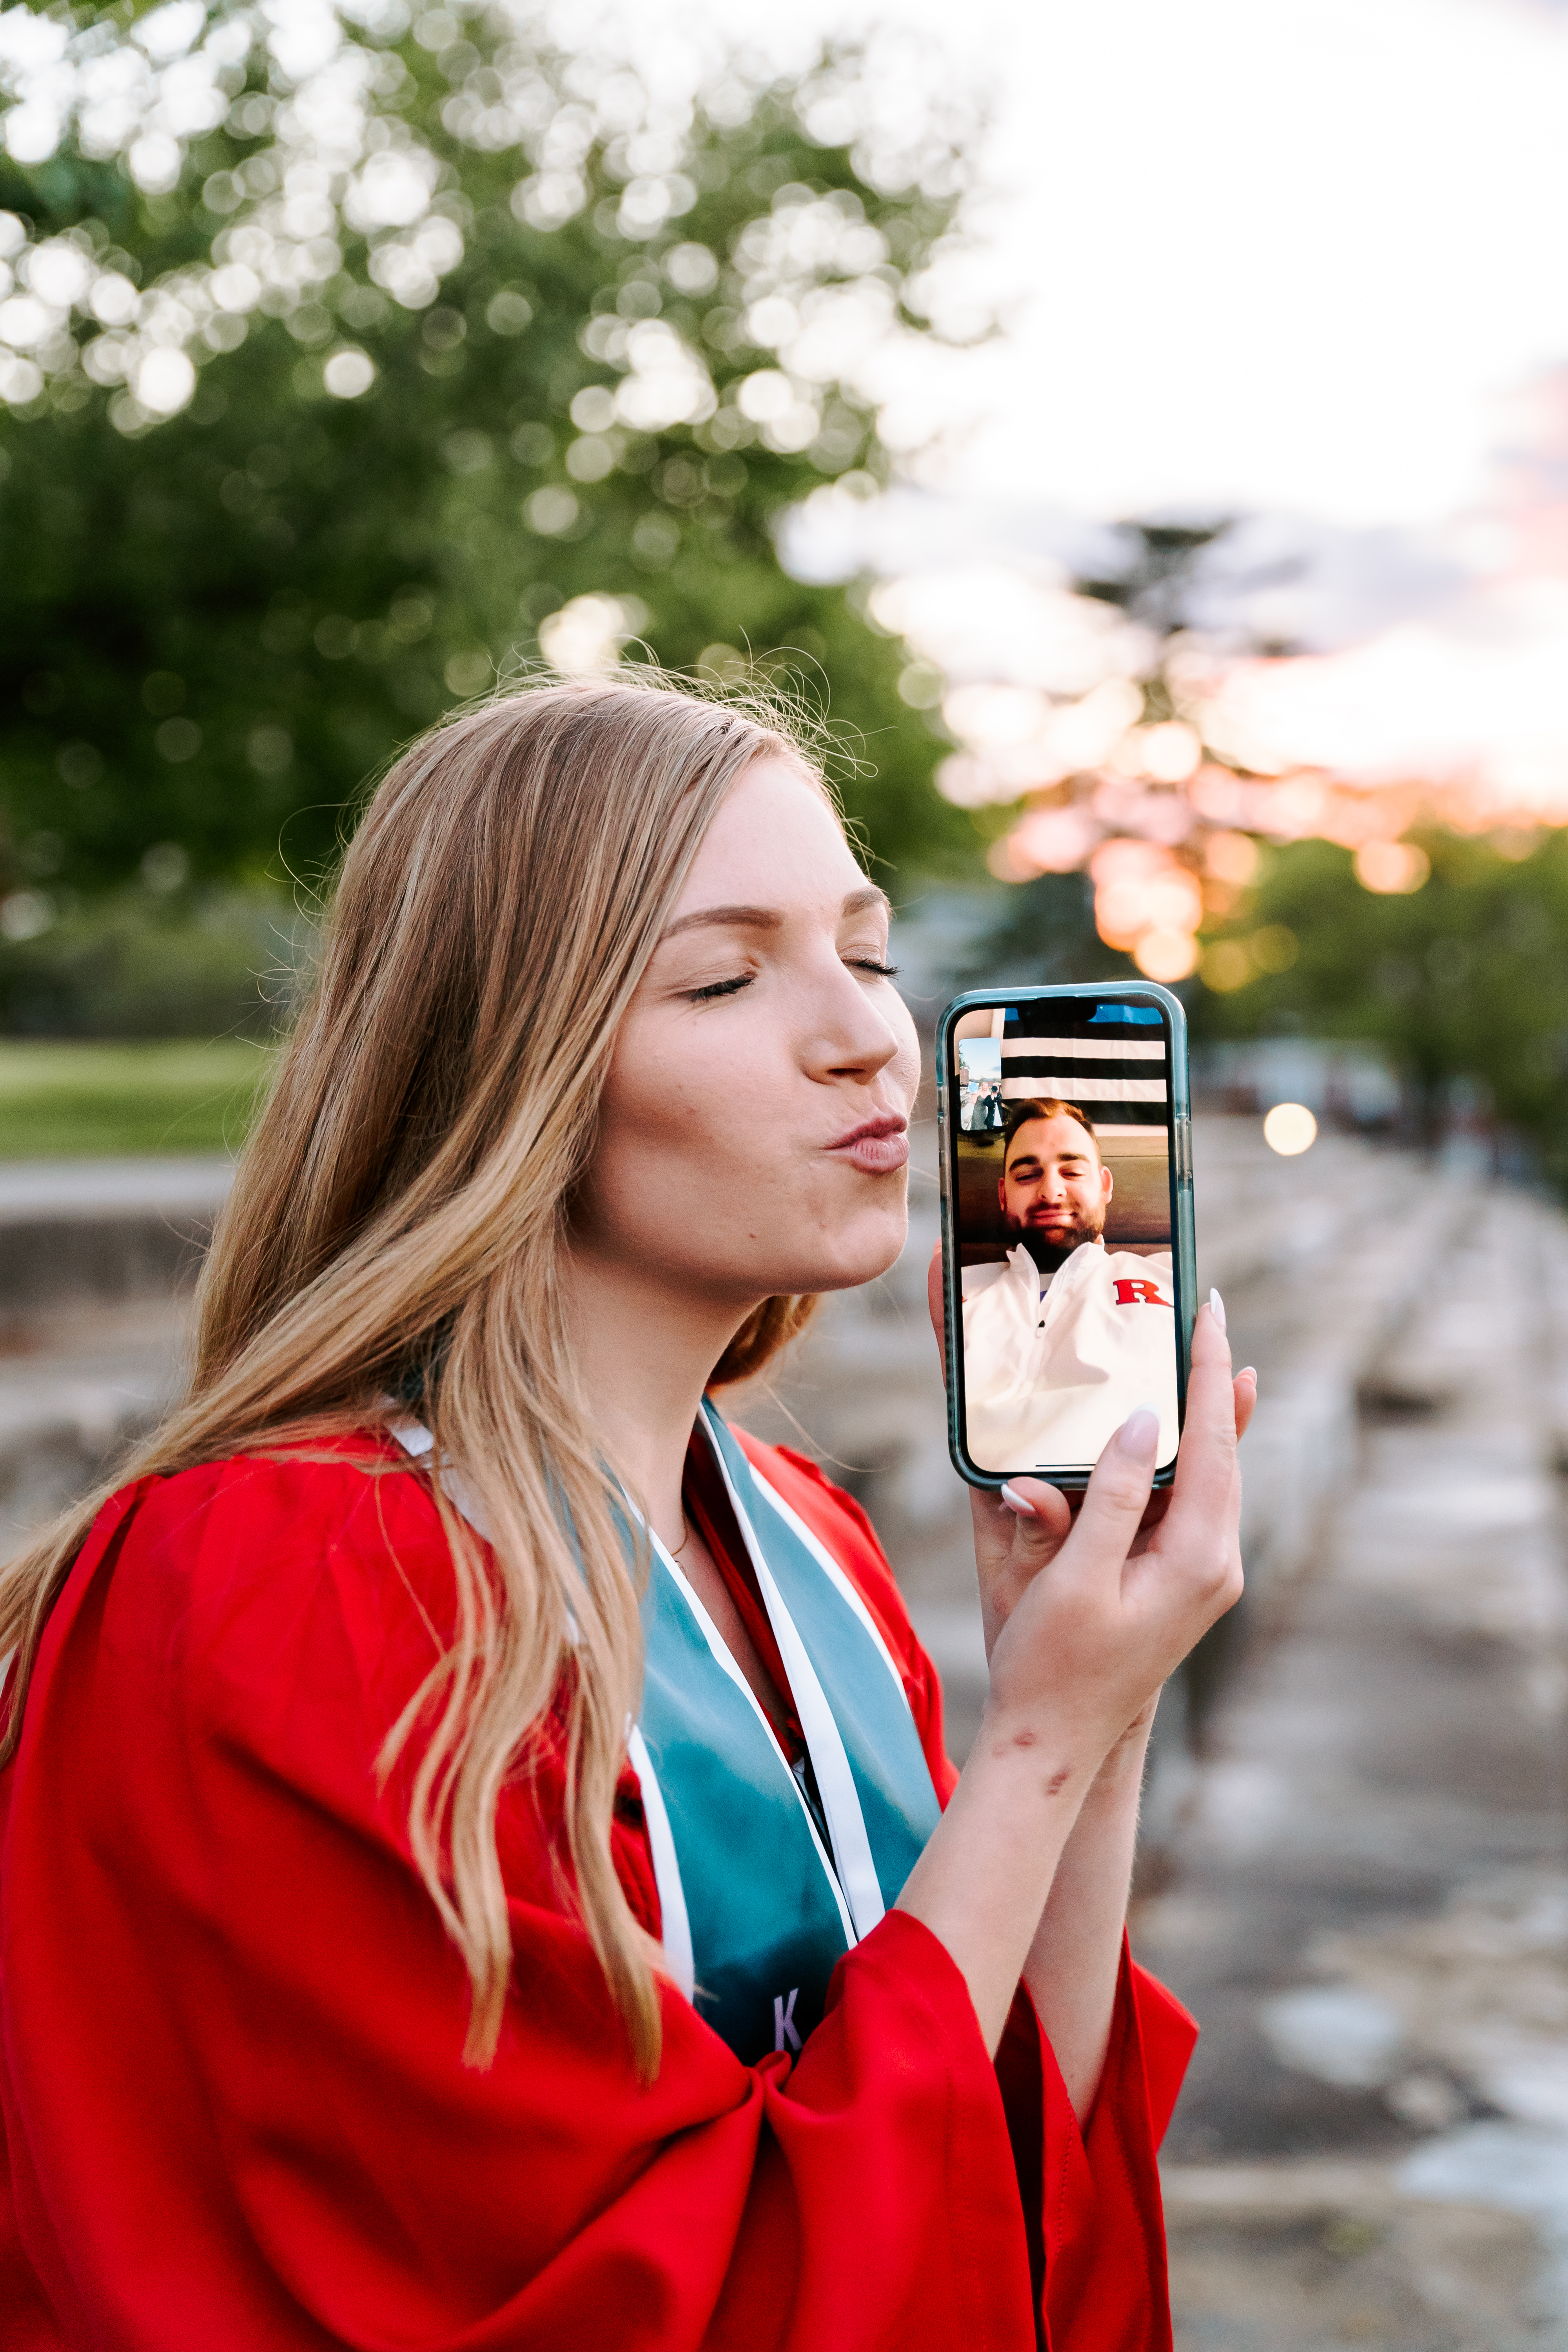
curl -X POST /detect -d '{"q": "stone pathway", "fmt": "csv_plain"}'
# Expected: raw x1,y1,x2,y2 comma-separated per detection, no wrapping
1142,1187,1568,2350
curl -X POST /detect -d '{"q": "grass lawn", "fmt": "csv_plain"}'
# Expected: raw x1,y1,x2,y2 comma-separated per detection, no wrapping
0,1040,273,1158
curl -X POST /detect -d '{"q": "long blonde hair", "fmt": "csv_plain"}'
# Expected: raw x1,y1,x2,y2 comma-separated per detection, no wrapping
0,675,827,2076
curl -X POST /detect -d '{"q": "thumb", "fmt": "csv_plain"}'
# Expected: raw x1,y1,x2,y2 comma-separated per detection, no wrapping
927,1240,946,1372
1067,1404,1161,1576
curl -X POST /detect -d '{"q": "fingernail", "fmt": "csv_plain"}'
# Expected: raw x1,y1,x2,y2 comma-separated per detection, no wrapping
1114,1406,1161,1459
999,1481,1038,1517
1240,1365,1258,1384
1209,1286,1226,1333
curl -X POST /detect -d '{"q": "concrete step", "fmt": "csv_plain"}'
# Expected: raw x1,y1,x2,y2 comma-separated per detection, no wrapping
0,1156,231,1321
0,1159,229,1553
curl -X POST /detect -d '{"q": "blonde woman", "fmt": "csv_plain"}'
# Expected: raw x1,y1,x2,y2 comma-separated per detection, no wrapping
0,680,1251,2351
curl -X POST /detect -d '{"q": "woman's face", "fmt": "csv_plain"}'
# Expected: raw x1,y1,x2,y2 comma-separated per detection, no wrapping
580,754,922,1314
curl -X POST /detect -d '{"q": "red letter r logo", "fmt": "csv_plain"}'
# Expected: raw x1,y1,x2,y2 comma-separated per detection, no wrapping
1113,1278,1169,1307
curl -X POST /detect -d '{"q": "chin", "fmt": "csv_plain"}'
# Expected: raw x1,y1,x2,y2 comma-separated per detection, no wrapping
773,1203,910,1298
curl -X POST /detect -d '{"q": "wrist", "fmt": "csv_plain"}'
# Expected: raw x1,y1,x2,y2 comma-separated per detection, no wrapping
971,1702,1103,1802
897,1705,1102,2054
1082,1719,1153,1798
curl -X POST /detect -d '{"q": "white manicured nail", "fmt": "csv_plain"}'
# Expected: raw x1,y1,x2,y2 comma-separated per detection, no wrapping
1209,1286,1227,1332
1114,1406,1161,1458
999,1481,1037,1517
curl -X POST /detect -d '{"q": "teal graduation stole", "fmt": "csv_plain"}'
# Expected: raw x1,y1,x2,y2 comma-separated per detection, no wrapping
629,1402,942,2063
388,1404,942,2066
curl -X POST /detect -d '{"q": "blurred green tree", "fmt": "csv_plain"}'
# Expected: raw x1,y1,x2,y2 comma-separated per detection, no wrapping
1191,830,1568,1178
0,5,975,919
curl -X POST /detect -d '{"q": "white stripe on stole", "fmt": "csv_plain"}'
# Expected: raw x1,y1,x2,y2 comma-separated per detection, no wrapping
385,1414,434,1459
624,1724,695,2001
384,1414,494,1541
651,1536,857,1949
702,1425,887,1942
739,1461,911,1704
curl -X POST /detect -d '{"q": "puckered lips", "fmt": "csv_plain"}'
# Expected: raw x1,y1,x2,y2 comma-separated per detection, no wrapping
824,1112,909,1176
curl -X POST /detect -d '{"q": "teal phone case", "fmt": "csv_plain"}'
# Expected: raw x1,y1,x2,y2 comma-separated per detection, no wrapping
934,981,1197,1492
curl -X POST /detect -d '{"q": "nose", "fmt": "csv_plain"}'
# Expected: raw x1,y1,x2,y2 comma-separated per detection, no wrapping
802,956,906,1089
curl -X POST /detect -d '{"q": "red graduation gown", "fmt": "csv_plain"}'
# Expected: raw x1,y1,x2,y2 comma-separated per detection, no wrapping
0,1434,1195,2351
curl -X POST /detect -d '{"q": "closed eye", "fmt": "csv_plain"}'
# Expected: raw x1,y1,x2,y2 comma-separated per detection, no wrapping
689,958,896,1002
687,973,755,1002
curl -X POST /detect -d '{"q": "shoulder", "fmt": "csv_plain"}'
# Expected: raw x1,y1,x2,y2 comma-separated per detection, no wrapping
105,1439,443,1589
54,1441,454,1738
960,1261,1009,1301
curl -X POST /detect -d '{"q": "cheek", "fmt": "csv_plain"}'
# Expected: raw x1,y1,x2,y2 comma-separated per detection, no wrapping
597,1038,726,1192
591,1010,789,1235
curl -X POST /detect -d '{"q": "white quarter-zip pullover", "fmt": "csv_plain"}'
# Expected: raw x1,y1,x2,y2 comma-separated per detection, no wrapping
960,1238,1178,1474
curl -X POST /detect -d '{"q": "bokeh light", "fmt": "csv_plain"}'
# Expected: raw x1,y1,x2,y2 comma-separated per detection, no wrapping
1132,929,1199,982
322,346,374,399
1200,940,1252,993
1353,840,1431,894
539,593,649,676
1263,1102,1319,1156
1084,837,1203,972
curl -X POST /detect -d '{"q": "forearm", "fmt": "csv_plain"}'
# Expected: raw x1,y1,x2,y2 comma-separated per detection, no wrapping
1020,1716,1152,2120
909,1294,1247,2072
896,1718,1098,2057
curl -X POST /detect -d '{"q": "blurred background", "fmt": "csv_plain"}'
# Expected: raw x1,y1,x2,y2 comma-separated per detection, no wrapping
2,0,1566,2342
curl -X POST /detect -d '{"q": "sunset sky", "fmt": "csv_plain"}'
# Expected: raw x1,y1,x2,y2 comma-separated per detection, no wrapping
646,0,1568,810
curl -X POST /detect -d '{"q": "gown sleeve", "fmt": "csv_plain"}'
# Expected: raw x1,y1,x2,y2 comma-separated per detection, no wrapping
738,1434,1198,2352
0,1455,1042,2352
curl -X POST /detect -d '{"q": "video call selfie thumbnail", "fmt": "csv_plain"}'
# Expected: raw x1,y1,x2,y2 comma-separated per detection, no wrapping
954,1003,1178,1475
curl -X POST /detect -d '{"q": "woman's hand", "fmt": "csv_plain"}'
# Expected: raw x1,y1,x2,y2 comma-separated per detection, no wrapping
898,1255,1254,2051
977,1300,1245,1768
926,1241,1254,1707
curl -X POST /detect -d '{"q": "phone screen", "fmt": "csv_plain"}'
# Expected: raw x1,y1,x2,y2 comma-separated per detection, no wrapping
945,990,1185,1481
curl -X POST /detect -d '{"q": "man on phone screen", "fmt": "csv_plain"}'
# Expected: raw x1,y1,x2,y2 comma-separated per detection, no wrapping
960,1098,1178,1473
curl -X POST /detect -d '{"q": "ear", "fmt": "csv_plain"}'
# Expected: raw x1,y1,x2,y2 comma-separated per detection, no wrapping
996,1172,1007,1216
1100,1163,1114,1201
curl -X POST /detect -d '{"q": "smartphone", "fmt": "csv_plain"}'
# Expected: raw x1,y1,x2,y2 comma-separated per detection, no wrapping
935,982,1196,1491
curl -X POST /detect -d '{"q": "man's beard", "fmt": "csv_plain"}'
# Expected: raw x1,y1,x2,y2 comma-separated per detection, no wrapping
1011,1200,1106,1272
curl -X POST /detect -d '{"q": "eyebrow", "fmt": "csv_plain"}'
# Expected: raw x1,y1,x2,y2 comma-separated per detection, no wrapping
660,884,890,942
1009,1147,1091,1171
